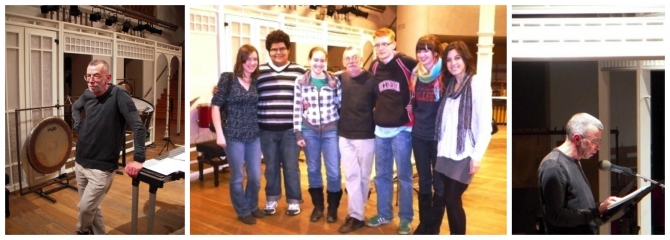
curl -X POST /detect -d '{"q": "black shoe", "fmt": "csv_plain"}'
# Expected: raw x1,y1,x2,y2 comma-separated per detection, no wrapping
237,214,257,225
338,216,365,233
310,207,324,222
76,230,91,235
251,209,265,218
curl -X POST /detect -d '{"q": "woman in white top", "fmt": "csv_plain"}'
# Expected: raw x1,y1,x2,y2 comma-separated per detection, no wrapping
434,40,492,235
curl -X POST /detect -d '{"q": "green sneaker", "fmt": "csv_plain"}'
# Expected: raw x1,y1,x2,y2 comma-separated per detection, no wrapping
398,221,411,235
366,215,391,227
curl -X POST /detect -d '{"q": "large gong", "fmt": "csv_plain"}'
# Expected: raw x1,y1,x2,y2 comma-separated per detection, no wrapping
118,81,134,95
25,117,73,174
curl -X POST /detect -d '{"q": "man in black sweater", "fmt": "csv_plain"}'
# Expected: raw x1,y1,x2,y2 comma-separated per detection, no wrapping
538,112,620,234
336,47,377,233
72,59,146,235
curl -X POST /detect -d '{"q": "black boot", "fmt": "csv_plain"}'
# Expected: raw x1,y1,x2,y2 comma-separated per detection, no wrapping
430,193,446,234
326,190,343,223
308,187,325,222
413,193,433,234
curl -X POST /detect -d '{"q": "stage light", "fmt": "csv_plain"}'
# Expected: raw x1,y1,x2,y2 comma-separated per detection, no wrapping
337,6,352,15
69,6,82,17
353,8,369,19
146,24,163,35
132,20,146,31
326,5,336,17
309,5,318,11
105,14,118,26
89,11,102,22
40,5,59,14
122,19,132,33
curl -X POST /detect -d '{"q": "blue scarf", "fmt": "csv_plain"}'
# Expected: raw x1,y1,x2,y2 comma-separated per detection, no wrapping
412,58,442,102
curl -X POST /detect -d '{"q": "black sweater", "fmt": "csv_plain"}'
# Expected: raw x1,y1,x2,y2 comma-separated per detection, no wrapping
337,70,377,139
538,148,600,234
72,84,146,171
369,52,417,127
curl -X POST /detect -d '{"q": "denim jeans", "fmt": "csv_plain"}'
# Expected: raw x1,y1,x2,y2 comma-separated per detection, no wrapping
225,137,262,217
302,129,341,192
373,130,414,223
412,137,443,196
260,129,302,203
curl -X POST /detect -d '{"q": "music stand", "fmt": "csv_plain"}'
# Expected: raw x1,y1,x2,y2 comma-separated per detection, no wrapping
599,181,663,226
159,98,176,155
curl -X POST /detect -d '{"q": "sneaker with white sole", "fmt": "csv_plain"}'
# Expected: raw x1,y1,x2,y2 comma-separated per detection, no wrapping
366,215,391,227
286,203,301,215
264,201,278,215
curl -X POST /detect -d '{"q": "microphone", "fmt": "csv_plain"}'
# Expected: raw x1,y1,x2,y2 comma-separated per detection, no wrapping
598,160,636,176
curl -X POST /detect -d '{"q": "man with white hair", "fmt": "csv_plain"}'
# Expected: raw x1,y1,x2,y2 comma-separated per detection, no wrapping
335,47,377,233
538,112,620,234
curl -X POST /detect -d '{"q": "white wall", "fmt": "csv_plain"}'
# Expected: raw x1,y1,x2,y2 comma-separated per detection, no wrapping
189,8,219,144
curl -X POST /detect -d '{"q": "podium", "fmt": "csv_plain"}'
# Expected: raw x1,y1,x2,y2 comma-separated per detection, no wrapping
599,181,663,225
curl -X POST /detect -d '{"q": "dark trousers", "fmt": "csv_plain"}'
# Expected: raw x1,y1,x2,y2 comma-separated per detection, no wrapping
440,173,469,235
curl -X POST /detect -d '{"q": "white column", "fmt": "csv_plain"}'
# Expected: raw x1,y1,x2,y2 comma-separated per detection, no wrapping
476,5,495,90
636,62,652,235
597,62,611,235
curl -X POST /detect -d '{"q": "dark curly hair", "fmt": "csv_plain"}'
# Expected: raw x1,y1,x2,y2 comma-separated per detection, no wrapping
265,30,291,52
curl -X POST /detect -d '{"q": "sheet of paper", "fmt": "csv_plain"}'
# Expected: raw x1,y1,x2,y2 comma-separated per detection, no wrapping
608,185,651,210
143,158,186,175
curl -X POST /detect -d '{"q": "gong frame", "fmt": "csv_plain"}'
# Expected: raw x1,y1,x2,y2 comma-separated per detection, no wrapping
14,104,77,203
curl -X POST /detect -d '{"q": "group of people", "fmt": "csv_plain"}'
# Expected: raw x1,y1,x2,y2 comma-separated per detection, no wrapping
211,28,493,235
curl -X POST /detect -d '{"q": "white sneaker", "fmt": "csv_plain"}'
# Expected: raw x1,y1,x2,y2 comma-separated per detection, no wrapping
264,201,278,215
286,203,301,215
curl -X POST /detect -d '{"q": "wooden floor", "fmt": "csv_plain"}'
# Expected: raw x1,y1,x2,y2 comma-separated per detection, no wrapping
5,120,186,235
189,126,507,235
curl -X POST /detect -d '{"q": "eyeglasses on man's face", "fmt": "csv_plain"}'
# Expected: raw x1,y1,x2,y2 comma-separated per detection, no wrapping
344,55,360,62
580,134,602,145
373,42,394,49
270,47,287,54
84,74,105,82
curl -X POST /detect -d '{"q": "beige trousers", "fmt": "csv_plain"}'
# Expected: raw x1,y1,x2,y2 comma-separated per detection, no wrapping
75,162,115,234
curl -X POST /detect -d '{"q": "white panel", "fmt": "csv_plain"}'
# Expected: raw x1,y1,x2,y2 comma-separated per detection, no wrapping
64,32,113,56
117,41,155,61
23,27,60,187
510,15,665,59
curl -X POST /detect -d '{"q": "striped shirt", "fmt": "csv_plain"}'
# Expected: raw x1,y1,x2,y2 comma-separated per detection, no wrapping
257,61,306,131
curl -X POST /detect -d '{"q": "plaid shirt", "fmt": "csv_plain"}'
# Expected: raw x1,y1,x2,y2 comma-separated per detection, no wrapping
293,70,341,141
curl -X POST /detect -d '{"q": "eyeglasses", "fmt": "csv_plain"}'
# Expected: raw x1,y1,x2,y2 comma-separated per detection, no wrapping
581,135,602,145
373,42,394,49
344,56,360,62
84,74,105,82
269,47,287,54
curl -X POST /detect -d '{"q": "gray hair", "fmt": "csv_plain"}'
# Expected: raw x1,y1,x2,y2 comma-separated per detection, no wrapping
88,59,110,75
343,46,361,57
565,112,603,138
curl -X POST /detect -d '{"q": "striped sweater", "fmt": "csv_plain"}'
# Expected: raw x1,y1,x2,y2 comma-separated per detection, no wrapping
257,61,306,131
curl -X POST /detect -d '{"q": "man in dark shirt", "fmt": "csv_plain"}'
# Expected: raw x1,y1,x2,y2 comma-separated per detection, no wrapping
538,112,619,234
72,60,146,234
336,46,377,233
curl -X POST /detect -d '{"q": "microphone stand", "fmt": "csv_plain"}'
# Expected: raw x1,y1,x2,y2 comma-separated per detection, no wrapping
635,174,665,190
